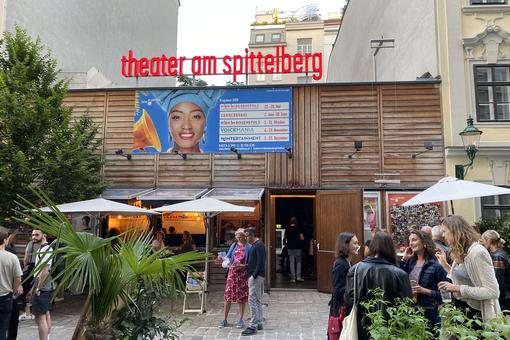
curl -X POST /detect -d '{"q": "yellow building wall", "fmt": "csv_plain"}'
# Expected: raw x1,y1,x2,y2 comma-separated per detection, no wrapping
439,1,510,225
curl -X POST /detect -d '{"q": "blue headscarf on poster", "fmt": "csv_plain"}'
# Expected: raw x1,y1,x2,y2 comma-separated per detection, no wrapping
153,89,223,152
154,90,223,118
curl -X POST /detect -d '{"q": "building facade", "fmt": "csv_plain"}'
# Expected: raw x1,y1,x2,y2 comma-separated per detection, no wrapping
328,0,510,223
64,81,444,292
1,0,179,88
248,8,340,85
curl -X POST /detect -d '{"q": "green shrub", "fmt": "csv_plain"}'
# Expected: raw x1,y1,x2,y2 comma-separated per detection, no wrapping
439,304,510,339
363,289,510,339
361,288,432,340
110,284,186,340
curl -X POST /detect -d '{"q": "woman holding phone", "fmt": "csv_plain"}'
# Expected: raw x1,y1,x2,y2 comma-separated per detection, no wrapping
401,230,447,332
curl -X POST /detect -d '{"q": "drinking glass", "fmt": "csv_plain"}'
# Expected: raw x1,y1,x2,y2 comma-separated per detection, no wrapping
440,290,452,304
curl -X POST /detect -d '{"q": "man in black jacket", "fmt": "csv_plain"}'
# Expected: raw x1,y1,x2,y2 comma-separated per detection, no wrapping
241,227,266,336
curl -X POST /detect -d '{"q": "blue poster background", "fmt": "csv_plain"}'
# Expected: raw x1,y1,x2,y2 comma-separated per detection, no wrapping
133,87,292,154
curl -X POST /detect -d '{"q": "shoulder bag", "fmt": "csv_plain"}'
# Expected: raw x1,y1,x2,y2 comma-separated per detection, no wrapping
339,263,359,340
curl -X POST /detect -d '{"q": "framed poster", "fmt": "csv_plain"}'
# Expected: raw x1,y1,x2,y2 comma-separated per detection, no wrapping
386,192,445,246
133,87,292,154
363,192,381,241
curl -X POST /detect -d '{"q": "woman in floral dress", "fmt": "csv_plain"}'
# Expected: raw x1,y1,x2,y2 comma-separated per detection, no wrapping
218,228,252,329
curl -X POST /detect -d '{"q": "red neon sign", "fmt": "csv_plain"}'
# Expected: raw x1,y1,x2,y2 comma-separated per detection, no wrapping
120,46,323,81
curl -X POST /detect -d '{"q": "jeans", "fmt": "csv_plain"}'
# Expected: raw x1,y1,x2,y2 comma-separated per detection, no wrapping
288,249,302,279
7,296,20,340
0,294,13,340
248,276,264,329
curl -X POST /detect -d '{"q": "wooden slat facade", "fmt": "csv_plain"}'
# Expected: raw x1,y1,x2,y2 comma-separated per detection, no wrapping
64,82,444,190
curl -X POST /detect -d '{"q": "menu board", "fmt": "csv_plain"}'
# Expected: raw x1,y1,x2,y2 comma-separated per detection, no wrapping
219,102,290,146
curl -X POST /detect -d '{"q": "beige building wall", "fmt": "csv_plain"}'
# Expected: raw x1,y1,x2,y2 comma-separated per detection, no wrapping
0,0,6,37
327,0,439,82
248,18,339,85
327,0,510,224
439,0,510,223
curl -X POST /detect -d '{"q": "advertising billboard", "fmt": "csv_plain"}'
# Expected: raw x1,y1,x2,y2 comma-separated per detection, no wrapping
133,87,292,154
386,192,445,246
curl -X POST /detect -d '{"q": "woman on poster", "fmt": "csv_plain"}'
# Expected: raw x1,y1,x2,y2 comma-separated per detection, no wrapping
155,89,222,153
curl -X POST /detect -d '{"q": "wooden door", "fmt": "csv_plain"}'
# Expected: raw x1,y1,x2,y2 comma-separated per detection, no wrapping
315,190,363,293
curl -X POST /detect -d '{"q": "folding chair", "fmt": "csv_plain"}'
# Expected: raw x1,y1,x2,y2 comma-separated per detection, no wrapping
182,271,206,314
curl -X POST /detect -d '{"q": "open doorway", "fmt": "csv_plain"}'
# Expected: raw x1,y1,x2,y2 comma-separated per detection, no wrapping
272,195,315,289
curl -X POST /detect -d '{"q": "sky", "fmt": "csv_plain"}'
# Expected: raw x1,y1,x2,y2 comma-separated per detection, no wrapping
177,0,346,85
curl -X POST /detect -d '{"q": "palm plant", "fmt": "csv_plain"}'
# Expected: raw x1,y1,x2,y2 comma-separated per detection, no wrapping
14,190,208,339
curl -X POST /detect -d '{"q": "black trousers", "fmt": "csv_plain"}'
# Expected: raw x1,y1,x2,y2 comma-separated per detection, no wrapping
0,294,13,340
7,296,20,340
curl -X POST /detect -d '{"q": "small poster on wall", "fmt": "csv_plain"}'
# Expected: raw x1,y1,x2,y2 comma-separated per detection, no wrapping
386,192,445,246
363,192,381,241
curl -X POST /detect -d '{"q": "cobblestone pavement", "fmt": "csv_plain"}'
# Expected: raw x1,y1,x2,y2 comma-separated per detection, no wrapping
17,287,330,340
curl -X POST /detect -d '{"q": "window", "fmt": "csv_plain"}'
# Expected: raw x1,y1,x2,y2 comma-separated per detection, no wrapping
474,65,510,121
297,38,313,54
297,76,312,84
255,34,264,43
271,33,281,42
481,193,510,219
470,0,506,4
272,73,282,81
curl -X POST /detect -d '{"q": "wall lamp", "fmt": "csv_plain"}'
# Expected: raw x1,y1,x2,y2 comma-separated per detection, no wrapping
348,141,363,159
284,146,293,159
230,146,242,159
455,116,482,180
174,150,187,160
412,141,434,158
115,149,132,160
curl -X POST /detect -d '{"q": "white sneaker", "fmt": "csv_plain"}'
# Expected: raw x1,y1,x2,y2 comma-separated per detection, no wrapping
18,313,29,321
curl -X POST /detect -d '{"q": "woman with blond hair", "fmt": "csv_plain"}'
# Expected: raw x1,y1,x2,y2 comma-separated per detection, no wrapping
481,230,510,310
437,215,501,322
218,228,252,329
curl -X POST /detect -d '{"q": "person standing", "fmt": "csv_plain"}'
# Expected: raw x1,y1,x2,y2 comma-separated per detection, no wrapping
19,230,44,320
29,230,55,340
431,225,449,256
345,232,413,340
437,215,501,323
328,232,359,340
218,228,251,329
285,217,304,282
481,230,510,311
401,230,447,332
0,230,23,340
5,229,22,340
241,228,266,336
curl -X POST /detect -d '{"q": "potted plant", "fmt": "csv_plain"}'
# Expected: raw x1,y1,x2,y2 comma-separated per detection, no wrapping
14,190,208,340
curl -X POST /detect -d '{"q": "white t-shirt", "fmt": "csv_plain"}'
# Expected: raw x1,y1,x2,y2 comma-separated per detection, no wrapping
0,250,23,296
35,244,54,291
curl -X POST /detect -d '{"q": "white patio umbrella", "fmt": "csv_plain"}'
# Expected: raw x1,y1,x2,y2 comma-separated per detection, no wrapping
402,177,510,207
40,198,159,215
152,197,255,311
151,197,255,214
